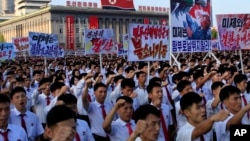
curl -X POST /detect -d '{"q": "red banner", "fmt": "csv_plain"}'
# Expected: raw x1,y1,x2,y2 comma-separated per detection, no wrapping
101,0,135,10
89,16,99,29
144,18,149,24
66,16,75,50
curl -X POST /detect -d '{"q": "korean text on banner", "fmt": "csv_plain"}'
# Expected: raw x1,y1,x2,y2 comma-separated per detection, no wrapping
216,14,250,50
12,37,29,56
128,24,170,61
66,16,75,50
84,29,117,54
117,34,129,56
171,0,212,53
29,32,64,58
0,43,15,61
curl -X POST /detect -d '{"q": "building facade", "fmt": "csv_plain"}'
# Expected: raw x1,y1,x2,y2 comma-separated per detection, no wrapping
14,0,51,16
0,5,168,49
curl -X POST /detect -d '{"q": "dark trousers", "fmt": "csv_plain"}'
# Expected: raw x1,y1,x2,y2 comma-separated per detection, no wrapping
92,134,110,141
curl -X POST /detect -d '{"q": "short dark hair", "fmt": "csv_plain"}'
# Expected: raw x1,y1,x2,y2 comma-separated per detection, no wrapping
54,76,64,82
219,85,241,102
10,87,26,99
172,73,180,84
234,74,247,85
178,71,190,80
147,83,161,94
50,82,65,93
16,77,25,82
32,70,41,77
149,77,162,85
125,66,135,73
94,83,107,92
46,105,76,128
58,94,77,105
138,62,147,70
211,81,224,91
121,79,135,89
116,96,133,104
136,71,146,79
177,80,191,93
134,104,160,123
180,92,202,111
193,71,204,81
114,75,125,83
0,94,10,103
39,78,51,87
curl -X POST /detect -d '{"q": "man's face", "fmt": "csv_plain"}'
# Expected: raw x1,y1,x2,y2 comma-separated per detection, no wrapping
211,73,221,82
42,82,51,95
117,103,133,122
48,118,76,141
237,80,247,92
11,92,27,111
184,102,206,125
224,94,242,114
200,15,210,29
0,102,10,129
149,87,163,104
94,86,107,103
121,86,133,97
138,73,146,84
181,85,193,95
141,114,161,141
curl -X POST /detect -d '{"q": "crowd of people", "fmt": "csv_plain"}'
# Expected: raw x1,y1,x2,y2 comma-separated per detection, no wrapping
0,51,250,141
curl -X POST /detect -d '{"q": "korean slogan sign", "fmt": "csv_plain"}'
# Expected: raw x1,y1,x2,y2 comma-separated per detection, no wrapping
0,43,15,61
84,29,117,54
128,24,170,61
216,14,250,50
29,32,64,58
12,37,29,56
170,0,212,52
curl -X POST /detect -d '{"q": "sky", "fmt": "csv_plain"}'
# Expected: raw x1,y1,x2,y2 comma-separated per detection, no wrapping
50,0,250,26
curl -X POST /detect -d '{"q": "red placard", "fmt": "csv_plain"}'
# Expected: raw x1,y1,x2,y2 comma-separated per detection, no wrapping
66,16,75,50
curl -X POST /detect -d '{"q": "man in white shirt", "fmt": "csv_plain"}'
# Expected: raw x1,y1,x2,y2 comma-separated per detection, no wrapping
234,74,250,124
50,93,95,141
134,71,148,106
45,105,77,141
82,80,113,141
127,104,161,141
9,87,44,141
147,82,173,141
32,78,54,126
214,85,250,141
206,81,224,118
103,96,136,141
176,92,230,141
0,94,28,141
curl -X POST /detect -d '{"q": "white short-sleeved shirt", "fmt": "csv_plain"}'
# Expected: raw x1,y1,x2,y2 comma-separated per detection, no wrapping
9,108,44,141
206,98,223,118
171,89,180,102
241,92,250,124
109,119,136,141
161,87,173,110
214,112,234,141
32,90,54,123
134,86,148,106
0,124,28,141
158,103,173,141
175,101,187,130
24,87,35,111
87,101,113,137
75,119,95,141
176,122,212,141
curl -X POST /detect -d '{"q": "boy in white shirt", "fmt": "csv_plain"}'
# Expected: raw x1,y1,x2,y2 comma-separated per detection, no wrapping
176,92,230,141
127,104,161,141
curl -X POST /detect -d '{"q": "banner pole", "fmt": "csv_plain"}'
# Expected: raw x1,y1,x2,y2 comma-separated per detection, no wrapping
100,53,103,71
147,61,150,79
239,49,244,74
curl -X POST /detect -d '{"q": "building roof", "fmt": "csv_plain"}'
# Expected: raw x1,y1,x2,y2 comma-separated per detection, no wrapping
0,5,168,26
